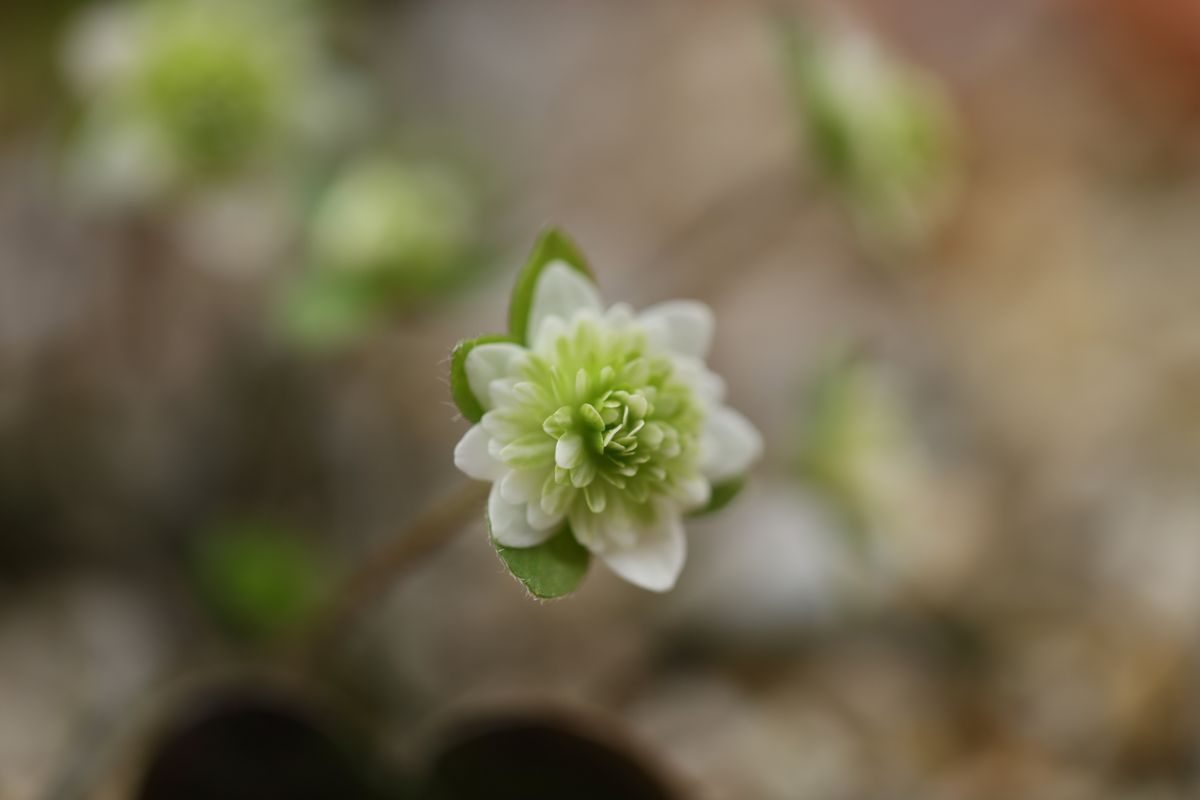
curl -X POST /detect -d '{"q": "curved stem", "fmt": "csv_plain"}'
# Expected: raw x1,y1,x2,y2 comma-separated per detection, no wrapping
293,479,490,665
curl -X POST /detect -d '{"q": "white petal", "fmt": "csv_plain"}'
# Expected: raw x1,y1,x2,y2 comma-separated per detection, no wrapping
488,483,557,548
485,378,522,411
453,425,504,481
526,501,564,531
531,315,568,356
675,472,712,511
481,408,523,442
500,468,545,504
672,356,727,405
527,261,602,344
568,501,636,552
555,432,584,469
701,406,764,484
639,300,715,359
599,512,687,592
465,343,527,412
604,302,635,329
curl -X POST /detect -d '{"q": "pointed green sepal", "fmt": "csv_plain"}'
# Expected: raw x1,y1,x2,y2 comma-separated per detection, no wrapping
492,524,591,599
507,227,593,345
450,334,518,423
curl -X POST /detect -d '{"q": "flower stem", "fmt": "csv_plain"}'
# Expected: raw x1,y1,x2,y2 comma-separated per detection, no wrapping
293,479,490,666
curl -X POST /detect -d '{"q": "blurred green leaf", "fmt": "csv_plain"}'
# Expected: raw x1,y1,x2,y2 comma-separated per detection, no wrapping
492,525,590,600
507,228,592,345
796,349,909,549
193,521,331,643
796,351,866,527
275,270,383,349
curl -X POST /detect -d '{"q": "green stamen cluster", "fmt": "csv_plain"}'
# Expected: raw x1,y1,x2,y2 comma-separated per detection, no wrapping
488,315,702,523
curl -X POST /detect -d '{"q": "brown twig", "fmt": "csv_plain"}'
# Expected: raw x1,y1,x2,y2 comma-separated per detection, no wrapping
294,479,491,665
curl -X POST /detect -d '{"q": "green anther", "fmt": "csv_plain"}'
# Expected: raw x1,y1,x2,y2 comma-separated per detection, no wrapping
584,483,607,513
543,406,574,437
579,403,605,430
486,306,705,531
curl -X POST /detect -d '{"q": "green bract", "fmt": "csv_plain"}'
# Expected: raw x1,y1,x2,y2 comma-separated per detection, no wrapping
492,526,590,601
452,229,763,598
507,229,592,344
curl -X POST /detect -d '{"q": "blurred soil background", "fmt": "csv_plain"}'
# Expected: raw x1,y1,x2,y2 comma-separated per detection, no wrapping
5,0,1200,798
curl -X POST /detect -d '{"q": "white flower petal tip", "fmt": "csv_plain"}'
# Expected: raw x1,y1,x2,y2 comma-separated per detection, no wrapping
702,407,764,484
527,261,601,344
488,483,558,548
639,300,715,359
500,468,543,505
526,501,564,531
599,513,687,593
454,425,504,481
465,342,527,412
676,473,712,512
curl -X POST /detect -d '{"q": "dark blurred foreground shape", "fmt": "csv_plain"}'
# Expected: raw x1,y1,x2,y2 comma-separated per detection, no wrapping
134,682,681,800
136,686,386,800
418,714,680,800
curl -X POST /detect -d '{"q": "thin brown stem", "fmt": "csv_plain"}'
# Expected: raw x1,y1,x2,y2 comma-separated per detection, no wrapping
293,479,490,665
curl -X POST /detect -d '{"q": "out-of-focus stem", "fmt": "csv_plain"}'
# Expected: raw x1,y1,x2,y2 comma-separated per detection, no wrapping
294,479,490,665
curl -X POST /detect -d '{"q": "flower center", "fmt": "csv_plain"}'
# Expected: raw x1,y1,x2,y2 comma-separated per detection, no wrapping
543,381,687,478
489,314,704,515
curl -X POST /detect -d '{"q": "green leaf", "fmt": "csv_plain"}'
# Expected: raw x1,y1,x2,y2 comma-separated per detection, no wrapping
274,269,384,350
507,228,593,345
492,525,591,599
192,521,331,644
450,334,519,423
794,348,877,548
689,475,747,517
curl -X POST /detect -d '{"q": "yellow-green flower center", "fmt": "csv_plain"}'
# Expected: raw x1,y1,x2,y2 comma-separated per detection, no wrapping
486,314,703,517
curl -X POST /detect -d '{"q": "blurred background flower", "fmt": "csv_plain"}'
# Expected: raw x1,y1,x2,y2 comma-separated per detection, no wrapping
310,157,476,285
780,11,960,251
277,154,483,347
795,349,989,601
61,0,357,204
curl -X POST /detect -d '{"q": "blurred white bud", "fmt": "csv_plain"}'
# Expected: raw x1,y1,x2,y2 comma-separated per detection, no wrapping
310,157,477,288
782,17,961,248
797,352,987,598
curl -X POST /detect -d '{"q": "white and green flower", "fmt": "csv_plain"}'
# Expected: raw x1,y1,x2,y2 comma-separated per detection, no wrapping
451,230,762,596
